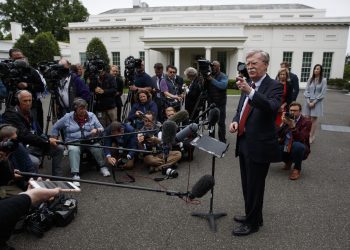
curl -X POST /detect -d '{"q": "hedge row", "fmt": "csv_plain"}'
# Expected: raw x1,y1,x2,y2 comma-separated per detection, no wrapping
328,78,350,91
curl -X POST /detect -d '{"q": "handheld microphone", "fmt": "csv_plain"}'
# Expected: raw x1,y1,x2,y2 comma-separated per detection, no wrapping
175,123,199,143
161,120,178,163
188,175,215,199
168,110,189,124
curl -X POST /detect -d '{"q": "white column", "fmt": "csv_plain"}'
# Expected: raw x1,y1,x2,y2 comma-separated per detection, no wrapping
205,46,212,61
174,47,180,70
237,47,244,63
144,48,150,74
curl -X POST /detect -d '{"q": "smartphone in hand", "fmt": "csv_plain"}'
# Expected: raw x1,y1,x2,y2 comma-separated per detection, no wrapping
29,180,81,192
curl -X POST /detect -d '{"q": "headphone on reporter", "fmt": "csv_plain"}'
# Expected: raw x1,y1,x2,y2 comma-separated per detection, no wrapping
14,89,30,106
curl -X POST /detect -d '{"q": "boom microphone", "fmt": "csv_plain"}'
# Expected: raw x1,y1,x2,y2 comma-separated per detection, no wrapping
168,110,189,124
161,120,178,144
189,175,215,199
175,123,199,143
208,107,220,127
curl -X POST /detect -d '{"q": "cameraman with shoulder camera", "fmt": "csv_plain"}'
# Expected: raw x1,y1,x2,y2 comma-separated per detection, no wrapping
206,60,228,143
7,48,46,129
56,59,90,118
277,102,312,180
129,61,153,93
88,60,118,127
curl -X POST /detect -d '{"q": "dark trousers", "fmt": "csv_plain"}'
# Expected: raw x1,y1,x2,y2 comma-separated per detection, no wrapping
217,103,226,143
209,102,226,142
9,143,37,173
281,142,305,170
238,137,270,227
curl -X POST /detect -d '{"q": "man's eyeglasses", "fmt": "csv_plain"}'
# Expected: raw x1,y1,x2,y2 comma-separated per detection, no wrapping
289,109,300,112
168,71,176,74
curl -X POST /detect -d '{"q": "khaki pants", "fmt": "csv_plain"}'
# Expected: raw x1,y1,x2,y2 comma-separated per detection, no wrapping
96,108,117,127
0,185,23,199
143,151,181,171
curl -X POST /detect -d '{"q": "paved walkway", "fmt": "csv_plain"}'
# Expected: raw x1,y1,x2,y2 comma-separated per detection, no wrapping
9,89,350,250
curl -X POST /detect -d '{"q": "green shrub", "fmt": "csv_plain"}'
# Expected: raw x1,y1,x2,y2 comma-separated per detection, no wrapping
327,78,347,89
228,79,237,89
344,81,350,91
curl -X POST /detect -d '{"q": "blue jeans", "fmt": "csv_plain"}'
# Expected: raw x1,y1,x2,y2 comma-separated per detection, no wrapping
68,143,106,174
9,143,37,173
281,141,305,170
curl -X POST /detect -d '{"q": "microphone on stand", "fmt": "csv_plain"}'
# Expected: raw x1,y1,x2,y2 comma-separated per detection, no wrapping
188,175,215,199
175,123,199,143
168,110,189,124
207,107,220,136
161,120,177,163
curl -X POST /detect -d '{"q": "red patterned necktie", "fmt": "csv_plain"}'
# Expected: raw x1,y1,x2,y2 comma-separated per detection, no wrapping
238,82,255,137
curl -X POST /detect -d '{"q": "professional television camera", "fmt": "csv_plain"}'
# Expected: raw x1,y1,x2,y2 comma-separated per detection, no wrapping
38,62,69,90
124,56,142,85
84,56,105,79
197,59,213,79
0,59,32,91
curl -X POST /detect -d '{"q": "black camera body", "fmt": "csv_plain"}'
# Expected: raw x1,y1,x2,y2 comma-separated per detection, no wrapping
285,112,294,120
39,62,70,90
84,56,105,78
0,138,19,153
237,62,251,82
197,59,213,78
124,56,142,84
0,59,32,90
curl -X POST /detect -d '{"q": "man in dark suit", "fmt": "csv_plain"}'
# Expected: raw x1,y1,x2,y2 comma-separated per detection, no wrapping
229,50,283,236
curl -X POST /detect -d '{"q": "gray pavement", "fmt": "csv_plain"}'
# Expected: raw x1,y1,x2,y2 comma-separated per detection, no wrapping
9,89,350,250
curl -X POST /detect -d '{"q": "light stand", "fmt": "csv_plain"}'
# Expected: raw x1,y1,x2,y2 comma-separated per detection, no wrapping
190,135,229,232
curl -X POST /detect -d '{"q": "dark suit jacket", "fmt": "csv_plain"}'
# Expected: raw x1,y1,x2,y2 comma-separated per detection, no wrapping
233,74,283,163
290,72,299,101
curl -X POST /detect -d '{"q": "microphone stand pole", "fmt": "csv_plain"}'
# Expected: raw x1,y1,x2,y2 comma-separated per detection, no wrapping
16,171,186,197
67,129,160,144
190,135,228,232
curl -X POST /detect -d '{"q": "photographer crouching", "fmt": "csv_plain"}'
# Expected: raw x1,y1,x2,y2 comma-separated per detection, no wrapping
277,102,312,180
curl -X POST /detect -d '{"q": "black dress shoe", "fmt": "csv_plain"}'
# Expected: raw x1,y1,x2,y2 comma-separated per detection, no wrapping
232,224,259,236
233,215,263,226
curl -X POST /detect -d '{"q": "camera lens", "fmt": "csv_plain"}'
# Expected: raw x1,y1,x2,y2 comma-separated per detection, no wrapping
165,168,178,178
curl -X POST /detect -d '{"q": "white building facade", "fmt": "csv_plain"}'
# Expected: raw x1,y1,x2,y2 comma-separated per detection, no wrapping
68,4,350,85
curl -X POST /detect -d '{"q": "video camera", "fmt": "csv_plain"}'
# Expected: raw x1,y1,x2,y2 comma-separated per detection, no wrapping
0,138,19,153
0,59,32,90
197,59,213,78
84,56,105,78
124,56,142,84
38,62,70,90
237,62,250,82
